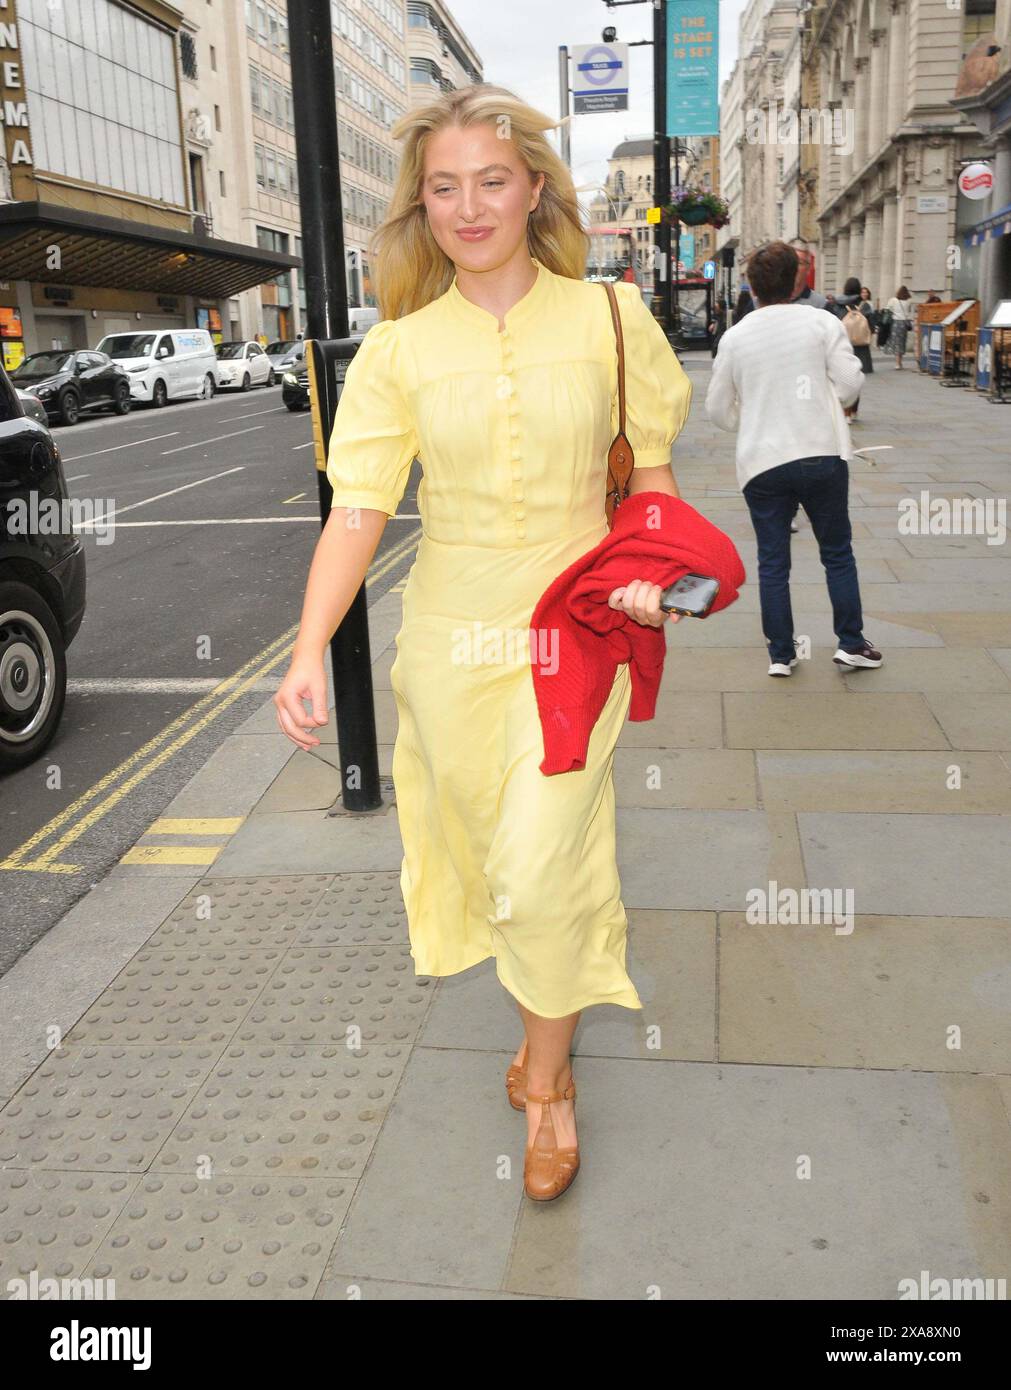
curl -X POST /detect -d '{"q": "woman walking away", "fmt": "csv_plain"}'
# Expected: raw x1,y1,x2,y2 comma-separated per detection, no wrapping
884,285,913,368
709,297,728,357
836,276,874,420
273,85,693,1202
733,282,754,324
858,286,878,338
705,241,883,678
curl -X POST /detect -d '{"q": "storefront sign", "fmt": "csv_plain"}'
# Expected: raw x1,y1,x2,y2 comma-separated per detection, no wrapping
957,163,993,200
0,1,34,173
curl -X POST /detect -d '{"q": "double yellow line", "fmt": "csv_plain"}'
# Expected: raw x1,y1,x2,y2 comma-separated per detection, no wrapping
2,526,420,874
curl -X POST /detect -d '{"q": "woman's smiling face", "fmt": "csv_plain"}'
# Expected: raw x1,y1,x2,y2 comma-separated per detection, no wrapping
420,122,544,272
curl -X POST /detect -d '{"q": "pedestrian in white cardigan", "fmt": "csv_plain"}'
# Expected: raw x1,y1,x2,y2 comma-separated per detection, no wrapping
705,239,882,676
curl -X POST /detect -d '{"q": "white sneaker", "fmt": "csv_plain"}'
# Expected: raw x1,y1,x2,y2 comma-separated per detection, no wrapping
768,658,799,677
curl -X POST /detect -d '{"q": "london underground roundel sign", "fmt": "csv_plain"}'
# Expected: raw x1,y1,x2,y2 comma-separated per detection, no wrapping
958,163,993,200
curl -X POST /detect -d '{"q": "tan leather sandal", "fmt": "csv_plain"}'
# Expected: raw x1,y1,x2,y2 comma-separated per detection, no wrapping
505,1038,528,1111
523,1075,579,1201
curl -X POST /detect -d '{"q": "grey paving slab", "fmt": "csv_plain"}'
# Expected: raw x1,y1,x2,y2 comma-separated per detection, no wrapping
855,583,1011,613
658,648,844,692
296,871,409,947
153,1041,410,1178
921,613,1011,647
146,875,335,951
616,809,771,910
898,534,1011,558
757,750,1011,814
886,559,1011,584
725,692,949,750
0,1170,139,1292
232,945,434,1045
0,1045,223,1172
0,876,195,1103
616,688,723,748
614,747,758,809
155,735,294,820
925,694,1011,750
206,806,404,876
88,1174,353,1300
991,649,1011,681
257,744,395,813
420,911,717,1064
839,648,1011,693
718,913,1011,1072
319,1047,524,1290
798,813,1009,917
63,946,286,1045
673,609,945,648
503,1061,1010,1300
316,1274,539,1299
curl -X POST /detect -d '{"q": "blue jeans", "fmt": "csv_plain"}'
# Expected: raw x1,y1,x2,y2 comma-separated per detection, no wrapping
742,455,865,663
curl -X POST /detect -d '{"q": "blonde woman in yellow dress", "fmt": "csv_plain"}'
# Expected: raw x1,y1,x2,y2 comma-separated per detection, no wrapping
274,86,692,1201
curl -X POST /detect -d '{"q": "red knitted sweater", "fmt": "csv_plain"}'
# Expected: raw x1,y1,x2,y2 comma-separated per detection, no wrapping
529,492,746,775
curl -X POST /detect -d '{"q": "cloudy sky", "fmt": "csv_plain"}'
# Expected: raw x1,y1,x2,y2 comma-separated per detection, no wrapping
449,0,749,199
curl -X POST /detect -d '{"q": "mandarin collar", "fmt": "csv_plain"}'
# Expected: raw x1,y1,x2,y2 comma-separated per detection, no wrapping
446,255,548,331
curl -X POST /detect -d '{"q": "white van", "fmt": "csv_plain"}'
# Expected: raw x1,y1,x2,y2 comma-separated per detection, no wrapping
95,328,219,406
347,306,379,333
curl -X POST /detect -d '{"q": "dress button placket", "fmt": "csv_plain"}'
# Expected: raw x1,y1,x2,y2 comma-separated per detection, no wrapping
502,330,525,538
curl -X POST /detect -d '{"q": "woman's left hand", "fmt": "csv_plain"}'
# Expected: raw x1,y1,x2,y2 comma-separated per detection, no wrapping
607,580,680,627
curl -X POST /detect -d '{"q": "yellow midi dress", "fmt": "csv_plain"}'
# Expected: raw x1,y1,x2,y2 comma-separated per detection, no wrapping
325,256,692,1018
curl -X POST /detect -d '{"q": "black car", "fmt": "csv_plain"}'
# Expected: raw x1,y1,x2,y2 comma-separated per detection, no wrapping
281,357,311,412
11,349,132,426
0,361,86,769
281,332,365,412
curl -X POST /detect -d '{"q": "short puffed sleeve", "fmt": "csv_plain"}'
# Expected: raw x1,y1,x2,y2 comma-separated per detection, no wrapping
610,281,693,470
325,319,419,518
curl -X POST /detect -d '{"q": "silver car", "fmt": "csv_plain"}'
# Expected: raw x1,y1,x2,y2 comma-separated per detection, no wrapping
265,339,304,374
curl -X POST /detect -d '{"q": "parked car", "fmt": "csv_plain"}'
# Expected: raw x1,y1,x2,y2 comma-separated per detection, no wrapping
281,357,310,412
215,340,274,391
264,339,303,374
281,331,367,412
0,361,86,770
15,388,48,426
11,349,132,426
96,328,219,407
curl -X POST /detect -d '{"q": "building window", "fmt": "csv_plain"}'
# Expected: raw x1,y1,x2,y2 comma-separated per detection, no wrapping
180,31,197,79
219,168,226,196
214,104,221,131
962,0,998,55
210,45,216,72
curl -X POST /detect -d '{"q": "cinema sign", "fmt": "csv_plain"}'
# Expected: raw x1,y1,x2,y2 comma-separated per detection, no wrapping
0,1,34,176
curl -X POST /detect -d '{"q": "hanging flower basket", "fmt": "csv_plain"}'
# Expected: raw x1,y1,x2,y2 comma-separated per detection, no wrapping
660,186,730,230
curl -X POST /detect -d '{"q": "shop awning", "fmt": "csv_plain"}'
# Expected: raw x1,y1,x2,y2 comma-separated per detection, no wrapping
964,203,1011,247
0,202,301,297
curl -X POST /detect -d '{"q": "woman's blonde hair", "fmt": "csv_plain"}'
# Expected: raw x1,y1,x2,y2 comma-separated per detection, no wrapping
369,84,588,320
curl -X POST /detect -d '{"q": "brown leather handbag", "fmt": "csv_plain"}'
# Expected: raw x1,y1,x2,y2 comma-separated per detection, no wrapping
601,280,635,529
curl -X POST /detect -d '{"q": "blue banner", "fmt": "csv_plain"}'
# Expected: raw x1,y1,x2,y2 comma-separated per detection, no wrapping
666,1,719,137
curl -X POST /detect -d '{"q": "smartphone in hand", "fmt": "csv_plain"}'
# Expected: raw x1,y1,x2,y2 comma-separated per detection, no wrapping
659,573,720,619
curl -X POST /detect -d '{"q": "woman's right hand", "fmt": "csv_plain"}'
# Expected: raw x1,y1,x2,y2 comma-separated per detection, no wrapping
274,650,329,749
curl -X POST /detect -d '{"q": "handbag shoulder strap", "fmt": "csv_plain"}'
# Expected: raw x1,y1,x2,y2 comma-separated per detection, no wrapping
601,281,635,523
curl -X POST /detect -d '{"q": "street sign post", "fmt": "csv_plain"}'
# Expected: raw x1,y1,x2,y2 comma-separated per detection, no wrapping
571,42,629,113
